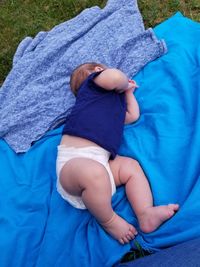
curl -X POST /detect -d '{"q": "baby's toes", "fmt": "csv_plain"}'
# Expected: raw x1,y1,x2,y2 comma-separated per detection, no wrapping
168,203,179,211
119,238,125,245
126,233,134,241
119,233,133,245
122,236,130,244
129,225,138,236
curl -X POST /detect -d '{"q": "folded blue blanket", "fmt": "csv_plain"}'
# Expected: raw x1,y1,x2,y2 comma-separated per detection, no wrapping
1,11,200,267
0,0,166,153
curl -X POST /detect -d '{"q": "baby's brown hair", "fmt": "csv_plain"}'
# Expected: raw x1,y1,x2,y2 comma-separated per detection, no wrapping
70,62,106,96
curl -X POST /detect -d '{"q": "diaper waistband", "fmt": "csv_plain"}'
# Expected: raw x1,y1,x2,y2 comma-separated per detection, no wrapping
57,145,111,161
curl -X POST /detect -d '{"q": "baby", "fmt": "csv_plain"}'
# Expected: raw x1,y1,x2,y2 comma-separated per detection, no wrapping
56,62,179,244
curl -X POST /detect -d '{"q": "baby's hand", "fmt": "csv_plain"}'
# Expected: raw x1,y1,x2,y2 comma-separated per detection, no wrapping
116,79,138,93
127,80,138,92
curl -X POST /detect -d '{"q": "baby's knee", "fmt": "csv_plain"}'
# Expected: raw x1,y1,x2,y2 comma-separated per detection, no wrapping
124,157,141,171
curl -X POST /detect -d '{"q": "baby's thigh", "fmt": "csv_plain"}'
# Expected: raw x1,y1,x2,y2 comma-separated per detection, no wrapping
59,157,110,196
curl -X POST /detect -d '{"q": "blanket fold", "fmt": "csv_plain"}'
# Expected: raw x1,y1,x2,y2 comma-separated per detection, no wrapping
0,0,166,153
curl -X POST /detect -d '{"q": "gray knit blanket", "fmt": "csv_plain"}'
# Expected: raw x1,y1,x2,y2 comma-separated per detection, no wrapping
0,0,167,153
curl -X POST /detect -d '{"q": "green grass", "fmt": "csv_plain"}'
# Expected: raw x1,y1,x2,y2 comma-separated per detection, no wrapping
0,0,200,85
138,0,200,26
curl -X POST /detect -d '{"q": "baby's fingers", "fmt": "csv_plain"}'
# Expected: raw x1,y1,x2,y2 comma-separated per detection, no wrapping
129,79,139,89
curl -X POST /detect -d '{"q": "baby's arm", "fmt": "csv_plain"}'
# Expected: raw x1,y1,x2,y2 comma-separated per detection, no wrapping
93,68,140,123
93,68,130,91
125,88,140,124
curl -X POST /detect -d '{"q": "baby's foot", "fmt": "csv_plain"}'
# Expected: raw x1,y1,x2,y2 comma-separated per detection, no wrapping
138,204,179,233
101,212,137,244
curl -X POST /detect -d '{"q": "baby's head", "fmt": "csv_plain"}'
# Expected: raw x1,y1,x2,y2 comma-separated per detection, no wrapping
70,62,107,95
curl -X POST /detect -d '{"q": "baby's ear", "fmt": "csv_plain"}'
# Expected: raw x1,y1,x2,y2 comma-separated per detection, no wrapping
94,66,104,72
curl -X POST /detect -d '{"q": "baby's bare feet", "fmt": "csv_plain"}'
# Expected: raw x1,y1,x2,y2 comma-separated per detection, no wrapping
101,212,137,244
138,204,179,233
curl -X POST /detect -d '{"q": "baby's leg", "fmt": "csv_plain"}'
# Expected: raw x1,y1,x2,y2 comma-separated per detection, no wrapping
109,156,179,233
59,158,137,244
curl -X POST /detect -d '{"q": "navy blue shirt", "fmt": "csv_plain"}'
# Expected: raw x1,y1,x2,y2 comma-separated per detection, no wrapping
63,71,126,159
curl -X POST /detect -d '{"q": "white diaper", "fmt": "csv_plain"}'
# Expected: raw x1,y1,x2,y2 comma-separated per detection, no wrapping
56,145,116,209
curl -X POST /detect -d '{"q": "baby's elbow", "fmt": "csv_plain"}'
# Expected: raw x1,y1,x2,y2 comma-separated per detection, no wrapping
134,113,140,122
131,113,140,123
125,112,140,124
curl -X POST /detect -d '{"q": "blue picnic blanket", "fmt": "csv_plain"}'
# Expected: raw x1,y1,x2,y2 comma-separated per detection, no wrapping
0,0,166,153
1,12,200,267
123,12,200,252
